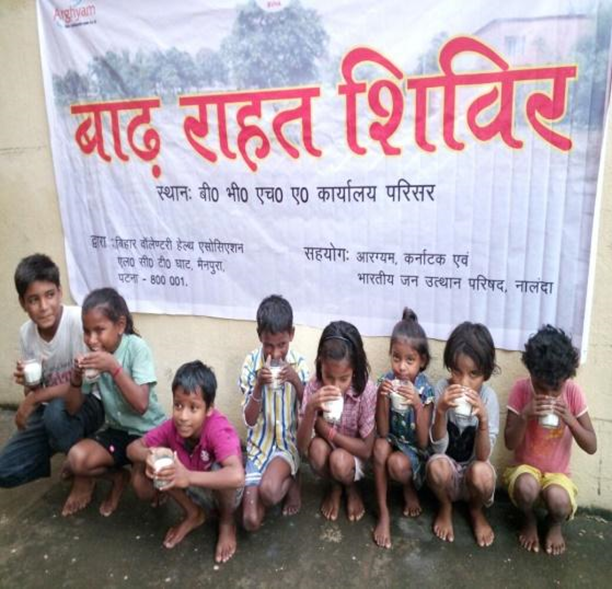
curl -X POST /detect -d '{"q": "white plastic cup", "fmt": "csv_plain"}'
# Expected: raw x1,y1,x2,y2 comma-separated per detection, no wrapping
152,449,174,489
269,359,284,392
84,368,100,384
539,412,560,429
390,380,411,412
23,359,42,388
453,390,473,418
323,395,344,423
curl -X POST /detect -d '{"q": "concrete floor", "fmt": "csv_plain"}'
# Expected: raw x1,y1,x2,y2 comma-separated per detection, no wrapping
0,408,610,589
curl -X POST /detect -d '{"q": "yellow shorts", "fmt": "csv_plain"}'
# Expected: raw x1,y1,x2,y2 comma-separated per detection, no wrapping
503,464,578,519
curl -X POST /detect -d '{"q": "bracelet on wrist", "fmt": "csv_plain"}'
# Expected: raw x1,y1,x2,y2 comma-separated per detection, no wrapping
250,394,262,404
328,426,337,443
70,379,82,388
111,365,123,379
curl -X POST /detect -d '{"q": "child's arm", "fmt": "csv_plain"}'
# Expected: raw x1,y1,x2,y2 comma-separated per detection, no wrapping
165,454,245,491
504,410,528,450
243,364,272,427
375,379,393,438
415,401,433,451
296,385,339,455
556,401,597,454
64,357,86,416
431,384,463,442
315,418,375,461
126,438,150,464
81,351,150,415
466,387,494,461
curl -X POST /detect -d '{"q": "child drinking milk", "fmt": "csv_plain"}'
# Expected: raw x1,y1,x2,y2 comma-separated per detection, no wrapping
427,321,499,547
297,320,376,522
62,287,166,516
373,308,434,549
504,325,597,556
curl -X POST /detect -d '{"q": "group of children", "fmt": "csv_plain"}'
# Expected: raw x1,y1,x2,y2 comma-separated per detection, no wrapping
0,254,597,563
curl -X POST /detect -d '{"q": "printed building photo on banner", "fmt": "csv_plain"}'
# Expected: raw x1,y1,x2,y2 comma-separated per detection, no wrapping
37,0,612,351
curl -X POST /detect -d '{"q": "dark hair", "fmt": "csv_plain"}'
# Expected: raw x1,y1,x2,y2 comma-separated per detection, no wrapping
256,294,293,336
522,325,579,389
315,320,370,395
82,287,138,336
172,360,217,407
390,307,430,370
444,321,497,380
14,254,60,299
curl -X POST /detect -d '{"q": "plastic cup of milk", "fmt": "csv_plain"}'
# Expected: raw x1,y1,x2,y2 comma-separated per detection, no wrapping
84,368,100,384
453,388,473,418
23,359,43,388
323,393,344,424
539,412,560,428
390,380,410,412
269,359,284,392
152,448,174,489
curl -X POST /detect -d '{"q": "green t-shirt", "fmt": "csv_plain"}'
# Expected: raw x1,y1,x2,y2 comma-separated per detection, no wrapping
84,334,165,436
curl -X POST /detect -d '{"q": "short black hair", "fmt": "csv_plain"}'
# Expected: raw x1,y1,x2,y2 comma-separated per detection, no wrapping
316,320,370,395
390,307,430,370
522,325,579,389
14,254,60,299
172,360,217,407
82,287,138,336
256,294,293,336
444,321,498,381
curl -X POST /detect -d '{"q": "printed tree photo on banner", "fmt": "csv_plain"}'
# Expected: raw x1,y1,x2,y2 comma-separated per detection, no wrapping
38,0,612,351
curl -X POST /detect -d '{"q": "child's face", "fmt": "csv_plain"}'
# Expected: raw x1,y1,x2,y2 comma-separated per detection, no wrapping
449,353,485,392
20,280,62,339
259,329,294,361
390,339,425,383
321,358,353,395
531,377,565,398
83,307,126,353
172,386,212,440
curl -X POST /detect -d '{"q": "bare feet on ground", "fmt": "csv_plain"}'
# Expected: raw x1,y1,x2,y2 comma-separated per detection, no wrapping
99,469,130,517
346,485,365,522
320,485,342,521
60,460,73,481
282,478,301,516
402,484,422,518
163,506,206,549
545,522,566,556
62,476,95,517
373,511,392,549
470,507,495,547
433,503,454,542
518,517,540,553
215,518,238,563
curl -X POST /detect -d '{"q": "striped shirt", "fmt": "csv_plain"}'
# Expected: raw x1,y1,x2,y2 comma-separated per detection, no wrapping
239,347,309,475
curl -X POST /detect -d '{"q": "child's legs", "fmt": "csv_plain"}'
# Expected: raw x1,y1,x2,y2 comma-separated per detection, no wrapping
426,454,456,503
464,460,496,508
67,438,117,477
0,406,52,487
542,483,573,522
328,448,356,485
373,438,393,512
43,396,104,455
259,456,293,507
512,472,541,511
308,436,332,478
131,461,156,501
387,451,413,485
162,487,206,549
242,458,265,532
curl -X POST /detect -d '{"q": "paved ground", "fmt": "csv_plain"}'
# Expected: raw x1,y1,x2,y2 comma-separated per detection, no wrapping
0,408,610,588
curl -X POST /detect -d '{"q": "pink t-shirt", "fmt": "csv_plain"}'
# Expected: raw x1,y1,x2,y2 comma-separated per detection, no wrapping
300,378,377,440
143,409,242,472
507,377,588,475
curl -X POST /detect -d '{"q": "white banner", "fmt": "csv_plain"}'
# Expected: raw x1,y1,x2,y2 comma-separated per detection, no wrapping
36,0,611,350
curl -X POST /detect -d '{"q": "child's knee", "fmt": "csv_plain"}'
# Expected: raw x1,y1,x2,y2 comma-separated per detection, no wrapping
259,476,283,506
328,450,354,482
513,473,540,504
387,452,411,481
242,502,262,532
467,461,495,492
426,458,452,487
373,438,391,466
543,485,572,519
66,443,88,474
308,438,330,472
131,467,153,500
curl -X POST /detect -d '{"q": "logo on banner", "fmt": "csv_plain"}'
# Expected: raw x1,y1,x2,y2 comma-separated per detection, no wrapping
255,0,289,12
53,0,97,29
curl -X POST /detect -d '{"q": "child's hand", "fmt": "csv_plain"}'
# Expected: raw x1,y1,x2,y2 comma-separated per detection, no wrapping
309,385,342,412
15,393,37,430
13,360,25,388
438,384,464,412
159,455,190,490
280,364,299,389
79,351,118,375
552,397,573,424
378,379,394,398
464,387,486,420
534,395,556,417
145,449,158,479
256,355,274,387
71,356,85,387
397,381,423,410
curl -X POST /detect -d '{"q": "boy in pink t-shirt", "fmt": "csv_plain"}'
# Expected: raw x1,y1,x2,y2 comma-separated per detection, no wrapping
504,326,597,556
127,361,245,563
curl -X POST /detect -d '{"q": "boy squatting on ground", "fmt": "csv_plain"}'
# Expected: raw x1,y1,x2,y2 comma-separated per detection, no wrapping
240,295,309,531
503,325,597,556
128,361,245,563
0,254,104,488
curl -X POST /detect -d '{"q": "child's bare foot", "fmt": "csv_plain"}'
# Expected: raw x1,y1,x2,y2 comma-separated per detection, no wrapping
215,518,237,563
163,506,206,549
282,477,301,516
433,503,454,542
62,476,95,516
99,469,129,517
151,490,167,508
545,522,566,556
470,507,495,547
346,484,365,522
518,517,540,553
373,511,392,549
60,460,73,481
321,484,342,521
402,484,422,518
